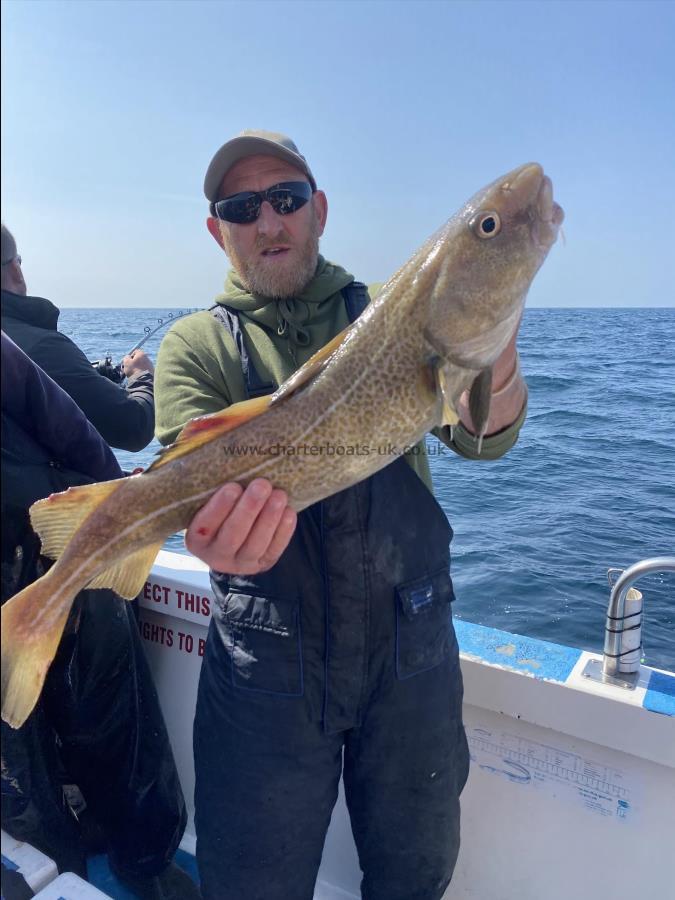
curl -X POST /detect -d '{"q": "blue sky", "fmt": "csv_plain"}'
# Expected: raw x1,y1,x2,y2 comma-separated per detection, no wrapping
2,0,674,308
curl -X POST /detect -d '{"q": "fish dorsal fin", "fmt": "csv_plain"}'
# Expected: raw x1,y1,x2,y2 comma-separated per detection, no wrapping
271,326,352,405
148,395,272,471
149,326,355,471
30,480,123,561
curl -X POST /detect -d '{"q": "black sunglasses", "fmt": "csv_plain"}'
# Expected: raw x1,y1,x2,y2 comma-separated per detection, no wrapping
210,181,314,225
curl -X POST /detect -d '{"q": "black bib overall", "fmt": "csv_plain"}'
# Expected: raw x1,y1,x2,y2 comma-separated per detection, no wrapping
194,289,470,900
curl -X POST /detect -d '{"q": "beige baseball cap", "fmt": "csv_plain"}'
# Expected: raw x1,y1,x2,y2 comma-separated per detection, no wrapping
204,129,317,202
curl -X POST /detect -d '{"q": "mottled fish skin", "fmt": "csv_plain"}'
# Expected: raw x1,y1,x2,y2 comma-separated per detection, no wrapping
1,162,563,728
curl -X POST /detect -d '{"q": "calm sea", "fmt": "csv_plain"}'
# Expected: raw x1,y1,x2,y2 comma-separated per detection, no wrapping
59,307,675,671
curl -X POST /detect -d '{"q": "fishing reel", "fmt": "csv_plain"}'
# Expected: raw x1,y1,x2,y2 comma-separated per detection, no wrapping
91,355,125,384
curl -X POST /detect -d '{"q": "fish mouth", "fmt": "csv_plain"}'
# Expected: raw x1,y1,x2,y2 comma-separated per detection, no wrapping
533,176,564,250
534,174,564,227
501,162,564,250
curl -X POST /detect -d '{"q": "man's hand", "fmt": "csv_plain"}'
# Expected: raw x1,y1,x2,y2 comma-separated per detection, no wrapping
185,479,297,575
122,349,154,379
457,314,527,437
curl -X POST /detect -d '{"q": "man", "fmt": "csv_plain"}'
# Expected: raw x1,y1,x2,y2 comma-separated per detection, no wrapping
0,332,200,900
1,224,155,452
156,130,528,900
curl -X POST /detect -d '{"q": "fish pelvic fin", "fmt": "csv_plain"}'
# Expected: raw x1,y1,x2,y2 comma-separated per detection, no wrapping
149,395,272,470
1,572,73,729
468,368,493,454
436,365,461,427
87,540,164,598
30,480,123,561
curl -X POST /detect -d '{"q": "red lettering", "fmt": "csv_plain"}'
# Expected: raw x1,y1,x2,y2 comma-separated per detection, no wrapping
143,582,151,600
198,638,206,657
150,582,171,604
175,591,210,616
177,631,194,653
139,619,173,647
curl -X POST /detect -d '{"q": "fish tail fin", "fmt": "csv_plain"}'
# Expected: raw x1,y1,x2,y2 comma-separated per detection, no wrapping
3,477,165,728
1,570,73,729
30,479,123,561
1,539,164,729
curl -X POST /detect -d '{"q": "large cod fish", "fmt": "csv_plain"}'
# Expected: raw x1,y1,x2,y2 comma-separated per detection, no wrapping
1,162,563,728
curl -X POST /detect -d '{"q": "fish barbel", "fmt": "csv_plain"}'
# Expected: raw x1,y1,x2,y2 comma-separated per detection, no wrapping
1,162,563,728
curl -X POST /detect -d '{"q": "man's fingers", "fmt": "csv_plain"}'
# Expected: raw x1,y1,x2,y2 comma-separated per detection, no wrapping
185,480,296,574
217,479,275,555
257,509,297,572
232,489,290,568
185,482,244,552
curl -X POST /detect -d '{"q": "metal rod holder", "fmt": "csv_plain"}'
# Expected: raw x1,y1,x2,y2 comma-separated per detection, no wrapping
601,556,675,683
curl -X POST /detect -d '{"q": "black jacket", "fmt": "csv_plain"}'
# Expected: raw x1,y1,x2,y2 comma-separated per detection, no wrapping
1,290,154,451
1,331,123,591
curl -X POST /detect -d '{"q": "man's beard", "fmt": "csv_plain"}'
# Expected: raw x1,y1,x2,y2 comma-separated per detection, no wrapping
221,216,321,300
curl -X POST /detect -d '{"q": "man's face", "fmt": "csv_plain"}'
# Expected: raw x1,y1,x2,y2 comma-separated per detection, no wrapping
207,155,328,299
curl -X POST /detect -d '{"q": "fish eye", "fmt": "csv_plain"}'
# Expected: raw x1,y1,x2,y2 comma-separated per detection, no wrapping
470,211,501,240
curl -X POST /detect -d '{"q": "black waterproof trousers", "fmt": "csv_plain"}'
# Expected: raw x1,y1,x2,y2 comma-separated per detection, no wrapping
1,574,187,879
194,458,470,900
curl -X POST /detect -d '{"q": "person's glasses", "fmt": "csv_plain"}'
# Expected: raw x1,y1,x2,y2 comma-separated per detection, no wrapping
1,255,21,267
210,181,313,225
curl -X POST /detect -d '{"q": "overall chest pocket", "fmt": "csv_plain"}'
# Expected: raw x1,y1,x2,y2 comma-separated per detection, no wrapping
221,591,303,696
395,569,455,679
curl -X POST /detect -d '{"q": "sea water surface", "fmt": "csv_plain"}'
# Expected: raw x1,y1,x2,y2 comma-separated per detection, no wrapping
59,307,675,671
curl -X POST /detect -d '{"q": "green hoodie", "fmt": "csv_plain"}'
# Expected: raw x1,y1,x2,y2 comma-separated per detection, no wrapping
154,256,525,493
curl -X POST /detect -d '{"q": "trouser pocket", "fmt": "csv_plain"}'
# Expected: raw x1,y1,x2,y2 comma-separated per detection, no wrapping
219,591,303,696
395,569,455,679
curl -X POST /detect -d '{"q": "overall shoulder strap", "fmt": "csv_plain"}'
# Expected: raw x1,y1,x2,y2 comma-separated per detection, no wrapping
340,281,369,323
209,305,274,399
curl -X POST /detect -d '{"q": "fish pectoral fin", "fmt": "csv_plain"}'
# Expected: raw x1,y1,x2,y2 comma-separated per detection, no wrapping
435,364,461,427
30,480,123,561
468,368,493,454
1,574,72,729
87,540,164,599
149,395,272,470
271,326,353,404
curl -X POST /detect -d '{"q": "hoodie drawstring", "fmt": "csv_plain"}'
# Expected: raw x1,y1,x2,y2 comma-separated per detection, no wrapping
276,298,311,364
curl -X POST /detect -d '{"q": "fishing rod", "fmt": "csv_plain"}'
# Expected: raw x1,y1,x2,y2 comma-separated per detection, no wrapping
91,309,199,382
